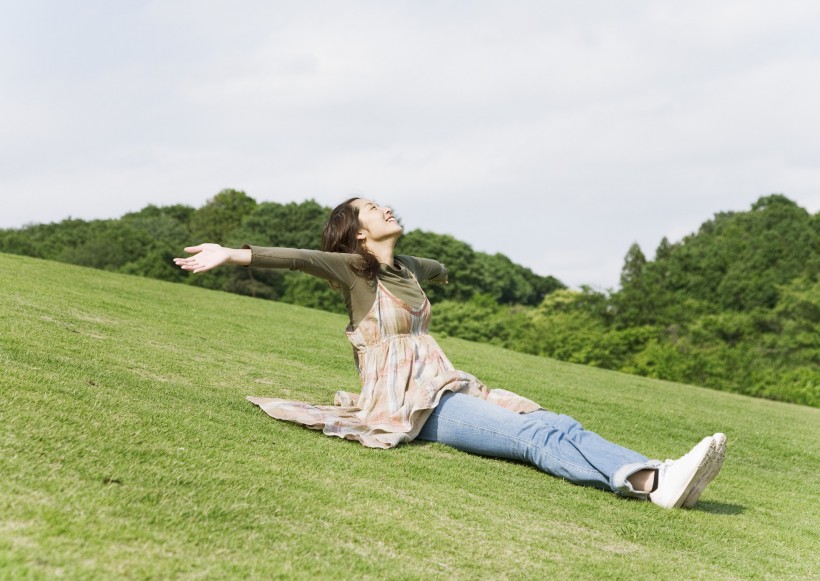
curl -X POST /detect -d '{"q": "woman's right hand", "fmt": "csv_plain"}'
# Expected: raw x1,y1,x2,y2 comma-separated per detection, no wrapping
173,243,235,273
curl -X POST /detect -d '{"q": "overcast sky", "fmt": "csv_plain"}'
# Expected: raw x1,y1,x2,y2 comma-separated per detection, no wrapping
2,1,818,289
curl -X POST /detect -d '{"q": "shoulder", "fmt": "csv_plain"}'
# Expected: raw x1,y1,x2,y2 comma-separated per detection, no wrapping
395,255,424,272
395,255,448,284
396,255,442,267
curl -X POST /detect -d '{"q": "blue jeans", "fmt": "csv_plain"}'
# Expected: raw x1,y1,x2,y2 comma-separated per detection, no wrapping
417,392,660,498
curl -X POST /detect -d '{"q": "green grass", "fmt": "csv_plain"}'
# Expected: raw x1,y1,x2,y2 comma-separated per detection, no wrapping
1,252,818,580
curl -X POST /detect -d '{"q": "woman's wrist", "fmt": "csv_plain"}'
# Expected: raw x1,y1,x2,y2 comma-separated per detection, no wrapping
229,248,252,266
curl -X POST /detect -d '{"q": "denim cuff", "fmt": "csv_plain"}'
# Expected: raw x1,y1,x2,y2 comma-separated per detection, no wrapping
612,460,662,499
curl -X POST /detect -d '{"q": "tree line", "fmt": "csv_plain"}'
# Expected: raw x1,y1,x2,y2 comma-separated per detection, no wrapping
431,194,819,407
0,189,564,312
2,191,816,407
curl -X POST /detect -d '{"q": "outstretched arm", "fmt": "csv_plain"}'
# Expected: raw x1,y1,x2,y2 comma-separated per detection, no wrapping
173,243,251,274
174,244,359,289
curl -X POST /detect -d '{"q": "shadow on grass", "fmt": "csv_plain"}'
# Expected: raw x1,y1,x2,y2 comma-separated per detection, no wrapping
693,500,746,515
412,445,749,516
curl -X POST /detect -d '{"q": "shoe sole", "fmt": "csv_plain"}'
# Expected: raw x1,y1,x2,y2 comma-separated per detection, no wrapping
651,437,716,509
682,433,726,508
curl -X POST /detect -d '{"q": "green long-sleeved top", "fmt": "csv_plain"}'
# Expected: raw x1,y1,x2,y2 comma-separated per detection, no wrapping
244,246,448,330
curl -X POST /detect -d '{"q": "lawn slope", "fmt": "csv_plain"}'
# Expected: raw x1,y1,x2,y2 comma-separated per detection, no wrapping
1,253,818,580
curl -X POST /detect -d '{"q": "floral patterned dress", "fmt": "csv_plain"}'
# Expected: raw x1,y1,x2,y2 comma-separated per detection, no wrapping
247,276,540,448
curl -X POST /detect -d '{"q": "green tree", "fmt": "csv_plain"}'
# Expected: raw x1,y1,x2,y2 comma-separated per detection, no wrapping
189,189,258,243
194,199,332,300
614,243,650,326
229,200,329,249
57,220,153,271
281,273,346,314
396,230,564,305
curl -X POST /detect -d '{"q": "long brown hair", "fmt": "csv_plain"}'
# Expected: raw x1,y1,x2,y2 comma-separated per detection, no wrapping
321,197,381,282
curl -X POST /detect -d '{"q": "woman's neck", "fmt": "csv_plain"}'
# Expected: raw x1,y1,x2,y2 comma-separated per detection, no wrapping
366,239,396,267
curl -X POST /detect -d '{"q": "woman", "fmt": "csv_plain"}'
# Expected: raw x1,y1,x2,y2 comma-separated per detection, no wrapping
174,197,726,509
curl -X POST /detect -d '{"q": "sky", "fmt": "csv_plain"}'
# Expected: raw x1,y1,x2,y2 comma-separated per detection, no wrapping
1,0,819,290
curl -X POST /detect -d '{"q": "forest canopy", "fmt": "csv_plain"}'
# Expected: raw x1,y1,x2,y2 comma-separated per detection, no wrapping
2,191,817,407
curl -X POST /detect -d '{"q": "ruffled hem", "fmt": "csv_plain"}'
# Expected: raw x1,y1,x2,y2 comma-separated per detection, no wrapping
247,372,541,449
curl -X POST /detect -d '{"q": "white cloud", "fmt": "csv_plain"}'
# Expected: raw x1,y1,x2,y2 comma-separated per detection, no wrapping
1,0,819,288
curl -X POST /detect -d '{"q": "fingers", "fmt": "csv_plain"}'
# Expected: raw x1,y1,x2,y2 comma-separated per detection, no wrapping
172,258,195,271
172,256,207,273
174,244,220,273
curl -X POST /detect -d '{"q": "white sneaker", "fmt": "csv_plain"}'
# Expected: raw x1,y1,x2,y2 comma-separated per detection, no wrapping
650,436,716,509
682,433,727,508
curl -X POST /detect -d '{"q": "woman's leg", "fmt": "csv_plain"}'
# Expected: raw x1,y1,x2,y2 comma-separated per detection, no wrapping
417,392,659,498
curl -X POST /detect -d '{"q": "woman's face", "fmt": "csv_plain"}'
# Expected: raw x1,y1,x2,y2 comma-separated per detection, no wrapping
352,199,402,244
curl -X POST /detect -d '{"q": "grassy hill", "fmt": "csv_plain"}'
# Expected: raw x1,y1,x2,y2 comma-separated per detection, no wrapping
1,252,818,579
